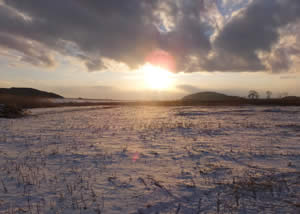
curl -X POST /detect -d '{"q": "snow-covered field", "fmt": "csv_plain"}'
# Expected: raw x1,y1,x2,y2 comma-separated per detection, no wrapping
0,106,299,213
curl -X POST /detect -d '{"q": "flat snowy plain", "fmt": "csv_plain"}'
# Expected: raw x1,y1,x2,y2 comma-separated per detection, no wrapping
0,105,299,213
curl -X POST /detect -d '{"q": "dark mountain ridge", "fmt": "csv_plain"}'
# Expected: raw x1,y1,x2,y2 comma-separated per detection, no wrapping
182,91,244,101
0,87,63,99
181,91,300,106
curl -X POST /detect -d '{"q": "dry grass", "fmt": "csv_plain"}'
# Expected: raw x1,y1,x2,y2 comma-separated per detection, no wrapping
0,95,59,118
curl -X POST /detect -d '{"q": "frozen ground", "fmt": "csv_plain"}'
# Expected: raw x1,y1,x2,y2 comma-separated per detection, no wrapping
0,105,299,213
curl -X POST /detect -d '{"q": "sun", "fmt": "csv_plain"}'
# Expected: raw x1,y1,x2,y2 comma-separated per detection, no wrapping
141,63,174,90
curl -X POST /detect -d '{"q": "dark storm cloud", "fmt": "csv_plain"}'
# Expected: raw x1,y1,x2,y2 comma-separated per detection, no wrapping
0,0,160,70
205,0,300,72
0,0,300,73
268,49,291,73
161,15,212,72
0,32,55,67
158,0,213,72
0,0,213,72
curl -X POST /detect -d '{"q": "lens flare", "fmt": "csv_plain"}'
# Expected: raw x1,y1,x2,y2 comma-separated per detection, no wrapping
146,50,175,72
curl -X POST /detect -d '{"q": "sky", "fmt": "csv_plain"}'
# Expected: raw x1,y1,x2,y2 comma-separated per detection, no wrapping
0,0,300,100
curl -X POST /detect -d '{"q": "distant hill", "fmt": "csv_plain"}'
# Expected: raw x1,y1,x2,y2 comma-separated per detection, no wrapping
182,91,244,102
280,96,300,101
0,87,63,99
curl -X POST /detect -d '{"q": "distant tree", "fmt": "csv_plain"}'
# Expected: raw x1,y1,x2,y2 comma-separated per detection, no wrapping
248,90,259,99
266,91,272,99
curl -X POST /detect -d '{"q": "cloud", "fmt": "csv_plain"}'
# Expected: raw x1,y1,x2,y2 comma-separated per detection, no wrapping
0,0,214,72
0,0,159,71
280,75,298,80
0,33,55,67
0,0,300,73
205,0,300,72
176,84,201,93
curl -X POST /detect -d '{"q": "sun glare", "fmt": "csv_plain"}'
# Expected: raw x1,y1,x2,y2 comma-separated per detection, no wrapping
141,63,174,90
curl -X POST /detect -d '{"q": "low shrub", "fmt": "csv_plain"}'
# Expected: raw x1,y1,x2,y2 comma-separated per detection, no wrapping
0,104,27,118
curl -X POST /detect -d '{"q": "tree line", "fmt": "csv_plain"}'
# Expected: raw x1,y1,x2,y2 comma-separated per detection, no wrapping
248,90,289,99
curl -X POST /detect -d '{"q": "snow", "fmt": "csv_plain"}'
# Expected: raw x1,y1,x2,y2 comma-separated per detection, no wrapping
0,106,299,213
